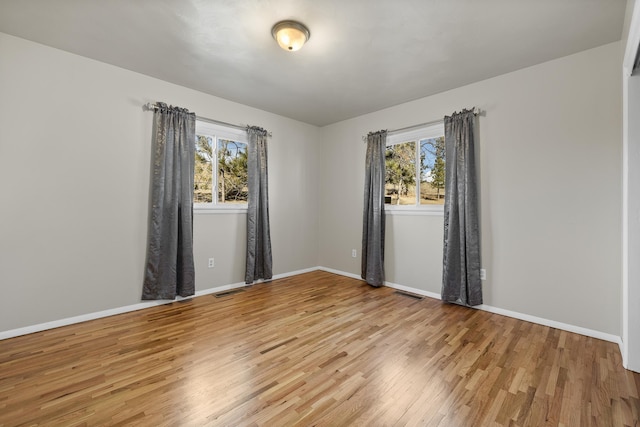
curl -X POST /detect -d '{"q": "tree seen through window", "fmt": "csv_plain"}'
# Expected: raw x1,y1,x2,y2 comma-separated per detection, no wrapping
194,135,248,204
385,135,445,206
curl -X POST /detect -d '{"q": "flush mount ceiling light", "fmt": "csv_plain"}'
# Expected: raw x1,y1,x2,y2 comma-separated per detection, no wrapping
271,20,310,52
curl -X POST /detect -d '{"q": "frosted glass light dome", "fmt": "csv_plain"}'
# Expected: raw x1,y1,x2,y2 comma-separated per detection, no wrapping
271,20,310,52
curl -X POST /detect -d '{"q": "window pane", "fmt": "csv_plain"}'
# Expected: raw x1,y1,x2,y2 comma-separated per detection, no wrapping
217,139,248,204
194,135,214,203
420,136,445,205
385,141,417,205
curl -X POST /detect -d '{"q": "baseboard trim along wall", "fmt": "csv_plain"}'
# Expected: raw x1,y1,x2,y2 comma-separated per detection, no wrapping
0,267,318,341
317,266,623,349
0,266,623,354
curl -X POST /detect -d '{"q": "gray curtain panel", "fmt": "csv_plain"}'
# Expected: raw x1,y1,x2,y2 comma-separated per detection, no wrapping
142,103,196,300
441,109,482,306
361,130,387,287
245,126,273,284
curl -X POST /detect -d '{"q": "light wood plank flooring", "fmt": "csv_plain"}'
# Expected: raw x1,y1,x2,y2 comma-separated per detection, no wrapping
1,271,638,426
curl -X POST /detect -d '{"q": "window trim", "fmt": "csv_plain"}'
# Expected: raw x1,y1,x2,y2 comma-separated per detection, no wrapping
385,121,445,214
385,206,444,216
193,120,249,212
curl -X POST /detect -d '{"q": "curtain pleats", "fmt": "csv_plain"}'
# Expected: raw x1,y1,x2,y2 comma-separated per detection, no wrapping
142,103,196,300
361,130,387,287
245,126,273,284
441,109,482,306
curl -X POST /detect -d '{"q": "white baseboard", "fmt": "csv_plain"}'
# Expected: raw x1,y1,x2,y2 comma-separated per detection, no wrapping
194,282,246,297
0,299,174,341
318,266,623,346
272,266,321,281
384,280,442,300
0,283,255,341
0,268,315,341
1,266,624,352
317,266,361,280
475,303,622,345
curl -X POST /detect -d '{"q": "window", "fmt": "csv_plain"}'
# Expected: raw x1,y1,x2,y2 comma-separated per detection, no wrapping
385,122,445,209
194,121,248,209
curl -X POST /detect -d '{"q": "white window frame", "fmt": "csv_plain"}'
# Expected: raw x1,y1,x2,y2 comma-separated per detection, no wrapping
385,121,445,216
194,120,248,214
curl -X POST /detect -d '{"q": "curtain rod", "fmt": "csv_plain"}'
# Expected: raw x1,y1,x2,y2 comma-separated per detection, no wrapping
143,103,272,137
362,107,482,141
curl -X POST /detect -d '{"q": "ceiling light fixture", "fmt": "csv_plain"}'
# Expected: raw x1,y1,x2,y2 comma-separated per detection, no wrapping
271,20,310,52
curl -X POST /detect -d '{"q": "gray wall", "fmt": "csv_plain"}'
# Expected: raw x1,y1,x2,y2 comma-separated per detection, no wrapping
318,42,622,336
0,32,624,341
0,33,320,331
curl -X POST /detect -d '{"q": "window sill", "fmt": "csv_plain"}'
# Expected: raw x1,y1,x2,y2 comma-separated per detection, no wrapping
194,205,248,214
385,206,444,216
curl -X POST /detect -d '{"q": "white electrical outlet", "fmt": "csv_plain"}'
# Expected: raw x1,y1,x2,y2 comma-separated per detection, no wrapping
352,249,357,258
480,269,486,280
208,258,215,268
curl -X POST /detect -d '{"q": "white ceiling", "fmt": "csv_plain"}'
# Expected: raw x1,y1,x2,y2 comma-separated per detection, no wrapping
0,0,627,126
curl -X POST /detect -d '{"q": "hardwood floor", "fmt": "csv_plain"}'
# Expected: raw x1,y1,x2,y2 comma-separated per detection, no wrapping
0,271,638,426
